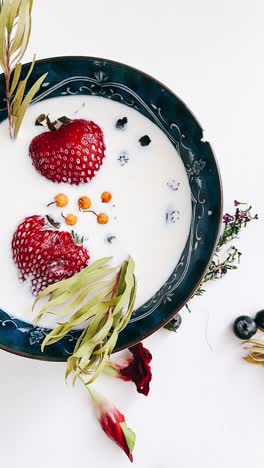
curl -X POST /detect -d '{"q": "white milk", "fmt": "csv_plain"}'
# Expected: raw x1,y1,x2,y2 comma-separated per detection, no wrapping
0,95,192,327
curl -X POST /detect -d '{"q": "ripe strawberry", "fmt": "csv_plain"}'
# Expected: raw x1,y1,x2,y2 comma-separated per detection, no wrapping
29,119,106,185
12,215,89,295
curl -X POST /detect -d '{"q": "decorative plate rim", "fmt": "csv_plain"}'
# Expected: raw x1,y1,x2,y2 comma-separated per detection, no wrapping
0,55,223,360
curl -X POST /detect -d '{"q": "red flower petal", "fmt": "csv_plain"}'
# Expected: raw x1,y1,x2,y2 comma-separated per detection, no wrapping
105,343,152,396
88,386,135,461
100,407,133,461
120,343,152,396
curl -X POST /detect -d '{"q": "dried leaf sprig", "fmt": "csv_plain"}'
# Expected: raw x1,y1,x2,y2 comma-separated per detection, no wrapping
218,201,258,249
195,201,256,295
33,256,137,384
0,0,47,138
165,201,258,327
196,201,257,298
193,246,242,298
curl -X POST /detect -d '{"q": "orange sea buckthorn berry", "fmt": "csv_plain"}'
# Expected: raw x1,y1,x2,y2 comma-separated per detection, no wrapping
97,213,109,225
101,191,112,203
48,193,69,208
78,196,92,210
64,214,78,226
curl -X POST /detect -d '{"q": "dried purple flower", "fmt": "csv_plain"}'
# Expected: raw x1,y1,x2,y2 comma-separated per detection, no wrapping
223,213,233,224
235,209,250,222
166,201,257,321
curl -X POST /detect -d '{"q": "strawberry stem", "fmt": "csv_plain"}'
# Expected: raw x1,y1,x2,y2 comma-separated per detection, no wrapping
84,210,98,216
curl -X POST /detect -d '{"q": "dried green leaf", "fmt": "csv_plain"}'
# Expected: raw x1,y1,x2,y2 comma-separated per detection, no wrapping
0,0,11,69
34,256,137,384
6,0,20,33
12,54,36,116
92,328,119,356
87,353,109,384
118,276,137,331
50,269,115,304
66,259,136,382
12,79,26,116
0,1,48,138
120,422,136,454
14,71,48,137
41,325,66,351
11,13,31,66
35,274,114,325
33,257,112,307
163,321,177,332
57,116,72,125
35,113,46,126
81,312,109,346
63,286,114,327
111,258,136,321
90,313,114,344
46,114,57,132
10,62,21,94
117,260,128,296
10,0,30,55
73,327,87,353
36,269,116,349
50,280,111,317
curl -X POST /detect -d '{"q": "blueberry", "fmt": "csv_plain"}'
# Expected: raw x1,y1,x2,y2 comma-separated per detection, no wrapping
139,135,151,146
171,313,182,330
255,310,264,329
116,117,128,129
233,315,257,340
164,314,182,332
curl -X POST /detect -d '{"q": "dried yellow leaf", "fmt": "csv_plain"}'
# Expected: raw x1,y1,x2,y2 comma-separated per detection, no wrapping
33,257,137,385
0,1,49,138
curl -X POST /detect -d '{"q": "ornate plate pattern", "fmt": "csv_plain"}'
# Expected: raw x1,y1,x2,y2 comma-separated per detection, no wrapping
0,56,222,360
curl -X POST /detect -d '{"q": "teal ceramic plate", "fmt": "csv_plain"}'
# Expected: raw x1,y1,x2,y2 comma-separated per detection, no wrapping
0,56,222,360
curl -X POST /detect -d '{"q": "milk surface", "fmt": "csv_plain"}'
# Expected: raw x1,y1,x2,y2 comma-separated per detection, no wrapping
0,95,192,327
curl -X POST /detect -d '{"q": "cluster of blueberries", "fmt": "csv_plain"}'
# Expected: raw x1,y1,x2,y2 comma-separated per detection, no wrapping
233,310,264,340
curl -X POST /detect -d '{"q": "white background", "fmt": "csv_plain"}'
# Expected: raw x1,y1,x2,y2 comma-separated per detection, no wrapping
1,1,264,467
